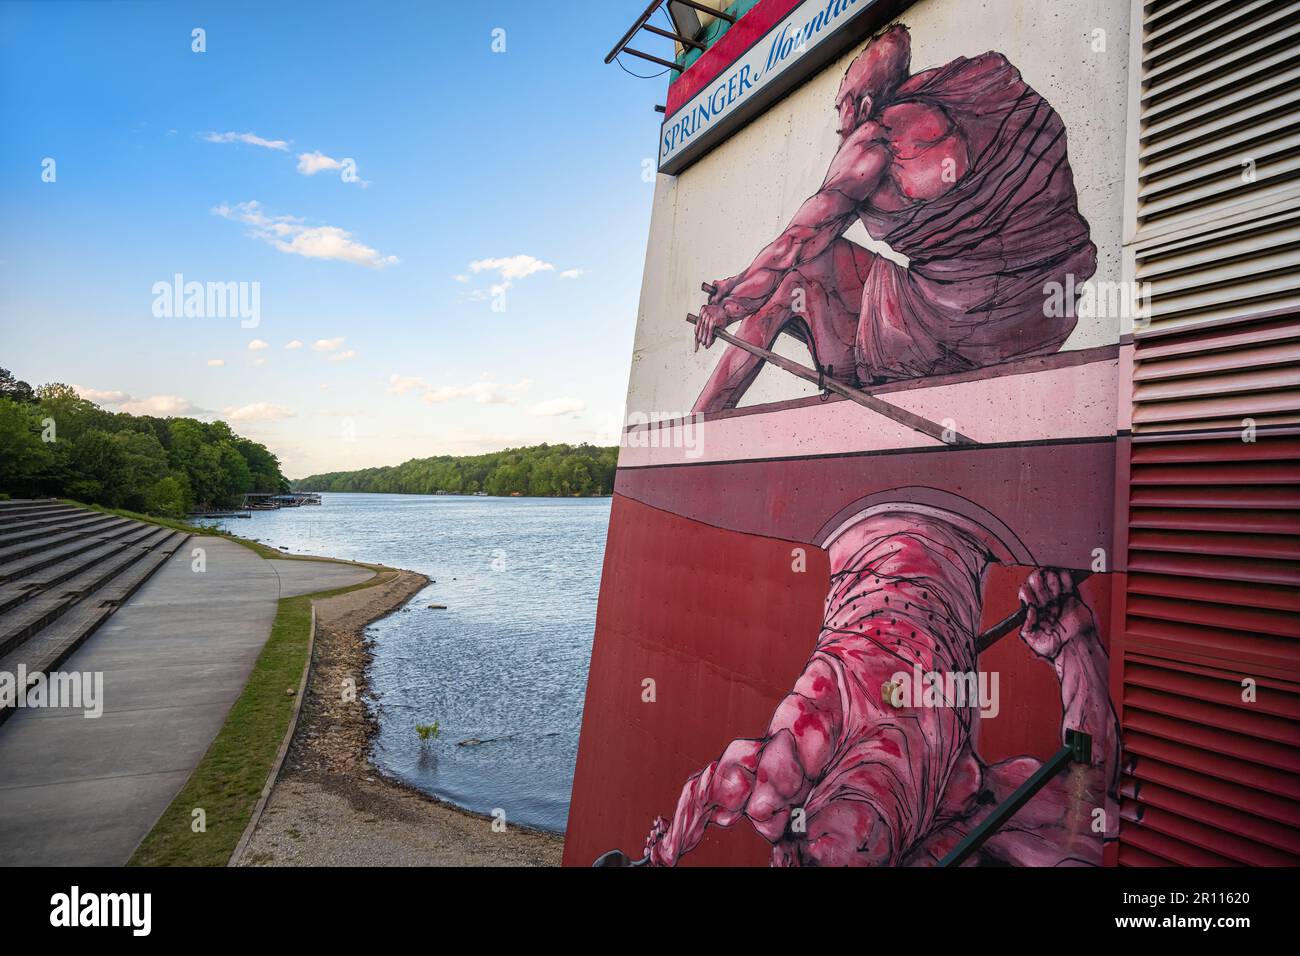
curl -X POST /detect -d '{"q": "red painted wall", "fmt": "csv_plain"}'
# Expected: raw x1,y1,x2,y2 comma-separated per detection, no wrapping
565,494,825,866
564,492,1114,866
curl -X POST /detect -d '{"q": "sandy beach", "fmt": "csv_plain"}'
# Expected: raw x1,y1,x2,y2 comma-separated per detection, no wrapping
235,568,564,867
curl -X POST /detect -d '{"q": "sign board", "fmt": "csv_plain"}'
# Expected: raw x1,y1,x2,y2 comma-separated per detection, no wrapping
657,0,902,174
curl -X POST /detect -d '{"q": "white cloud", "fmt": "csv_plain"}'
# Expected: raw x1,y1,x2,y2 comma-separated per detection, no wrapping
203,131,289,151
285,340,303,349
213,201,397,268
468,255,554,282
558,268,585,280
295,151,368,186
326,350,357,363
207,359,225,367
422,378,533,406
452,274,470,283
248,339,270,351
296,150,344,175
223,402,296,422
74,386,206,417
121,395,203,416
251,356,266,366
312,337,345,352
73,386,129,405
387,374,426,395
529,397,585,416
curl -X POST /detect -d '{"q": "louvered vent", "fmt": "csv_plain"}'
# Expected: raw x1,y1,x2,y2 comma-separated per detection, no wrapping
1116,0,1300,867
1136,0,1300,235
1133,209,1300,336
1130,308,1300,430
1117,655,1300,865
1120,424,1300,867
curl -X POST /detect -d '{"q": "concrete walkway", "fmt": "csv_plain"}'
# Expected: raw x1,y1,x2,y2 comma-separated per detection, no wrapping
0,537,373,866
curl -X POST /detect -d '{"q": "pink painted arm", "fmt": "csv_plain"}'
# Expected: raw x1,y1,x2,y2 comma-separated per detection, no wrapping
1018,569,1120,791
695,126,890,348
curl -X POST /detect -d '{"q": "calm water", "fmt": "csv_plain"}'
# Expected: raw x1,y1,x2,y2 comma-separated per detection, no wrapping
203,492,609,832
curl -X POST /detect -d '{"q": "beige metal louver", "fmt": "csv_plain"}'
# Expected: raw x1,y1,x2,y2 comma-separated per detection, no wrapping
1136,0,1300,236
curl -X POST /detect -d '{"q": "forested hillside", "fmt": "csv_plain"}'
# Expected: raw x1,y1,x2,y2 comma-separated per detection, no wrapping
0,366,288,516
294,443,617,497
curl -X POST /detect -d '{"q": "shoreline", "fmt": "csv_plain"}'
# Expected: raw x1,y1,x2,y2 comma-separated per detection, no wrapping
234,567,564,866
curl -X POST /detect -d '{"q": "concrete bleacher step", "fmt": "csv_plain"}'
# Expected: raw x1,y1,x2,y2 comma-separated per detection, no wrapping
0,509,125,546
0,525,151,587
0,600,116,712
0,522,147,585
0,503,104,526
0,505,84,525
0,530,189,723
0,531,175,658
0,499,64,513
0,504,80,525
0,517,138,572
0,511,129,549
0,523,163,615
92,532,188,606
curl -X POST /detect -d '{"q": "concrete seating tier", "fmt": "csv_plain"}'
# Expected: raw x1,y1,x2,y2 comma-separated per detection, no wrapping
0,501,189,721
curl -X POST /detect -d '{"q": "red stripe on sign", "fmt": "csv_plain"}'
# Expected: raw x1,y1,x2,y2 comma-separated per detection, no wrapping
663,0,802,119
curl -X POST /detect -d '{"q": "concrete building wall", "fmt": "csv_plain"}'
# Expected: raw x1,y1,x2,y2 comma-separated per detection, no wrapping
626,0,1130,420
567,0,1138,868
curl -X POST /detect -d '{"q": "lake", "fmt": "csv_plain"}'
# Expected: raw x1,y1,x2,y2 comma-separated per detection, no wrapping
202,492,610,832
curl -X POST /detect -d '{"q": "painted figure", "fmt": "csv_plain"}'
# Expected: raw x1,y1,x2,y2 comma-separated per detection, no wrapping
639,511,1119,866
693,24,1096,412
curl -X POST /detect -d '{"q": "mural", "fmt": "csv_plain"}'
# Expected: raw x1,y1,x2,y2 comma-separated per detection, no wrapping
593,24,1119,868
625,512,1119,866
691,23,1096,412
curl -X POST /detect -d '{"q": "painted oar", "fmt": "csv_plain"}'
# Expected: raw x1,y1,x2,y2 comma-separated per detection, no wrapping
687,313,976,446
976,569,1094,652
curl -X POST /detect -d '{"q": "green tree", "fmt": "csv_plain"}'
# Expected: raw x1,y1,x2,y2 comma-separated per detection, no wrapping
0,368,35,404
144,475,190,517
36,382,108,443
0,367,287,515
0,398,54,493
294,443,618,498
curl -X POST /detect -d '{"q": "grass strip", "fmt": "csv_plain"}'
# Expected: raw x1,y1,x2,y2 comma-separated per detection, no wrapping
128,572,392,866
64,498,386,568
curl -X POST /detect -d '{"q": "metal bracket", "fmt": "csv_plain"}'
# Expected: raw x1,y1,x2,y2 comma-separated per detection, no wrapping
939,726,1093,867
1067,727,1093,765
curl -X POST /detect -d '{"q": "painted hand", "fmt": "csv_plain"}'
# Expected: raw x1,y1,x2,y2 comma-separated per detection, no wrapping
708,275,738,303
695,303,728,351
645,815,673,866
1018,568,1094,661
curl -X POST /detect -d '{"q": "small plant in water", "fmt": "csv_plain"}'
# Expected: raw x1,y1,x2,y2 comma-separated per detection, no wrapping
416,722,440,744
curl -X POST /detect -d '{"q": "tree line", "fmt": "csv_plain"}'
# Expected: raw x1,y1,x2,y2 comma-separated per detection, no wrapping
0,367,288,517
294,443,618,497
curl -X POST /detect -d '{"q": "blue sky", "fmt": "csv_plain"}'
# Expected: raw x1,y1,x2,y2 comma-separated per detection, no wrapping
0,1,681,477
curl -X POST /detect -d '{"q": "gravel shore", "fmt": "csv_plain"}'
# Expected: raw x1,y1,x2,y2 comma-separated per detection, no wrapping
235,568,564,867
